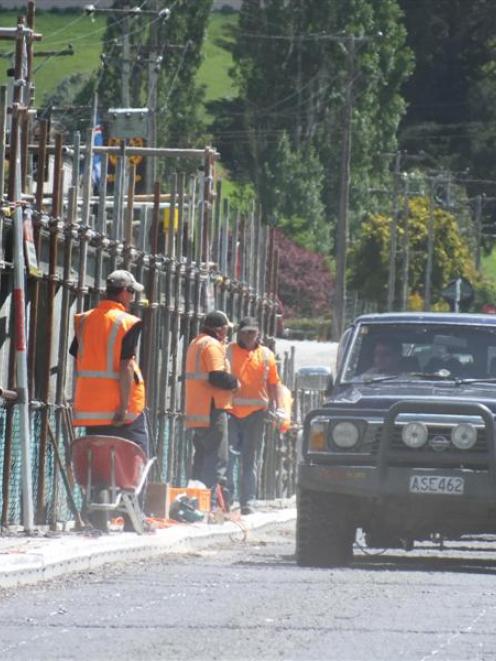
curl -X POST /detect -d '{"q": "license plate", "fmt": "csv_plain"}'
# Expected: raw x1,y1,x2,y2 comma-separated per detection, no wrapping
409,475,464,495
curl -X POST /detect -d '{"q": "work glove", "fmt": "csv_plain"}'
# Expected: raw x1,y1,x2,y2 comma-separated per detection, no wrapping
274,408,288,422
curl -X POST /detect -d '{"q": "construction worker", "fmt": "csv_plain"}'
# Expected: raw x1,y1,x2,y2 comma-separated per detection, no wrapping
184,310,238,502
70,270,149,454
226,317,284,515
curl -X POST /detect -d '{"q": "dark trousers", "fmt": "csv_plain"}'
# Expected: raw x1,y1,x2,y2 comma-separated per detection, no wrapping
191,408,228,490
227,410,266,507
87,412,149,456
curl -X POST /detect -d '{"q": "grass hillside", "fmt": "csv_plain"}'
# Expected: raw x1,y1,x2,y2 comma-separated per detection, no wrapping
0,9,236,107
197,11,237,102
0,10,106,104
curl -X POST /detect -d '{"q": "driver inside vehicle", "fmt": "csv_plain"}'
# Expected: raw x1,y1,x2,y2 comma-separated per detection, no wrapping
363,338,402,376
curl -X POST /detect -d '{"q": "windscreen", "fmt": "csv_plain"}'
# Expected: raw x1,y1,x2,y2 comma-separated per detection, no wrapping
341,323,496,382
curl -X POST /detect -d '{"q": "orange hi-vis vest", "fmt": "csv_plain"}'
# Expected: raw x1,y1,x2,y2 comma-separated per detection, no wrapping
184,333,232,429
72,300,145,427
226,342,278,419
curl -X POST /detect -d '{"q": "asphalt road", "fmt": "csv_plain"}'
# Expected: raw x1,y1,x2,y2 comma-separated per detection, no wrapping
276,339,338,372
2,524,496,661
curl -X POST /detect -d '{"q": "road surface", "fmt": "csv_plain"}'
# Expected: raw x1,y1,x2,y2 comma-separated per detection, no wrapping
276,339,338,372
2,524,496,660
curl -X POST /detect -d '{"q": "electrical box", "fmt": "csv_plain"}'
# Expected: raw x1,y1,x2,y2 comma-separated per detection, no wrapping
106,108,149,139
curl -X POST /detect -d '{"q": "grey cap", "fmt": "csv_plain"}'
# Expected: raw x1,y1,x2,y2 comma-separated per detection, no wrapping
106,269,144,293
203,310,231,329
238,316,259,332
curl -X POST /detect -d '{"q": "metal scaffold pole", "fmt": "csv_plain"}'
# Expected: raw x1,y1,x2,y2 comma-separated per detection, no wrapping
12,115,34,533
10,20,34,533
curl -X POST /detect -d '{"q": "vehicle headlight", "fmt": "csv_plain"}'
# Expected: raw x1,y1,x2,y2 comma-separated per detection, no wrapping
451,423,477,450
331,421,360,448
308,420,328,452
402,422,428,448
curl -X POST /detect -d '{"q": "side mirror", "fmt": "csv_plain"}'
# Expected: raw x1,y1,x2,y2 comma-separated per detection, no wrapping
324,374,334,397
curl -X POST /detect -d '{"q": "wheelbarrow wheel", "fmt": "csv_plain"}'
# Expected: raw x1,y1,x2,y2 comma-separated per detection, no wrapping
88,488,110,533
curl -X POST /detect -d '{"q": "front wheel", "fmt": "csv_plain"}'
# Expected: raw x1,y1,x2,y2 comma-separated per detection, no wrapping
296,488,355,567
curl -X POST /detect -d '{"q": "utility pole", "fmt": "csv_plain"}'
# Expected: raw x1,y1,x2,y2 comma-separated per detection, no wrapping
400,175,410,311
475,193,482,270
330,33,377,339
386,151,401,311
121,2,131,107
84,3,170,190
296,34,302,149
424,177,435,311
146,0,161,191
331,36,355,341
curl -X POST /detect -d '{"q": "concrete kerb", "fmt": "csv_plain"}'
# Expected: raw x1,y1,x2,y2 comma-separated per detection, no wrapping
0,502,296,589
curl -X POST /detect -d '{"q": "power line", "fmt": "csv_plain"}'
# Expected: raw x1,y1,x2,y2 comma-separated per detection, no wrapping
44,0,151,48
40,0,104,41
237,30,377,42
158,39,191,112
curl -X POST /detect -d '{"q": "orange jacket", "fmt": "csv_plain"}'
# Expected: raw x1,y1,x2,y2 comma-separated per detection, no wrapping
226,342,281,419
184,333,232,428
72,300,145,427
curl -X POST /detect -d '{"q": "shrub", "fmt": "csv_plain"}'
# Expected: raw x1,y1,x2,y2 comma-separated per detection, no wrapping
275,230,334,319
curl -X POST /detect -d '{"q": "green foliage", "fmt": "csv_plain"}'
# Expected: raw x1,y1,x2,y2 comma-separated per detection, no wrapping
94,0,213,147
40,73,88,132
399,0,496,180
284,317,331,341
348,196,476,308
0,10,105,114
156,0,213,147
211,0,413,253
261,133,326,251
473,276,496,311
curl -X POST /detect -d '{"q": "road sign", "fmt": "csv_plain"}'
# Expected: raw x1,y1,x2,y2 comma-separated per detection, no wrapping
441,277,474,312
107,136,146,192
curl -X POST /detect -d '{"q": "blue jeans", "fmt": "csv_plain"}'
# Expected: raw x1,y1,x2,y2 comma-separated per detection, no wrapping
227,410,266,507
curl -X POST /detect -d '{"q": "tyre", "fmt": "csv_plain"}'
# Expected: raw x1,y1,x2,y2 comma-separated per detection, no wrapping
296,487,355,567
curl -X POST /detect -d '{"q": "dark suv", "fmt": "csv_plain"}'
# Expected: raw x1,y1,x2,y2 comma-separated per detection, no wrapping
296,312,496,567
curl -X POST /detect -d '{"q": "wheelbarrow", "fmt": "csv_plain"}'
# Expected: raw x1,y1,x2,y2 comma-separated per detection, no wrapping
71,435,156,534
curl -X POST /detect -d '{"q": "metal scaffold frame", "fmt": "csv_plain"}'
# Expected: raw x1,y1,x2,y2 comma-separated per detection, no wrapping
0,2,304,530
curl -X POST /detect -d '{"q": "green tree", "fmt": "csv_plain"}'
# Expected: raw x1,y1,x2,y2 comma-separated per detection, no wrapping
398,0,496,180
155,0,212,147
213,0,413,253
260,133,326,251
348,196,476,308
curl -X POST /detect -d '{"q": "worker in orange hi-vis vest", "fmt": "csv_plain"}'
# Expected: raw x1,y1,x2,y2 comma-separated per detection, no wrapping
71,270,149,454
184,311,238,501
226,317,285,515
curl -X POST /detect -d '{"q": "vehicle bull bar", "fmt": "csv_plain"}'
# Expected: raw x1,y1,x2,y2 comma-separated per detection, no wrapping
377,400,496,481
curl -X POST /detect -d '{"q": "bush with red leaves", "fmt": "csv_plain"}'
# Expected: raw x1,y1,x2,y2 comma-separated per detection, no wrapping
274,230,334,319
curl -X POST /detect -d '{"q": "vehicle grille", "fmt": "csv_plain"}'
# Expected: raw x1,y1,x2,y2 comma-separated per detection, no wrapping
372,425,487,454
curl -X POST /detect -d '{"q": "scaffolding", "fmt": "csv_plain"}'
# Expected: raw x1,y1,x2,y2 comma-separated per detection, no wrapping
0,4,296,528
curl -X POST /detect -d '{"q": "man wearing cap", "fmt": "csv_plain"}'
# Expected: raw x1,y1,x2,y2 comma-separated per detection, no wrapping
226,317,284,515
184,310,238,499
70,269,149,454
